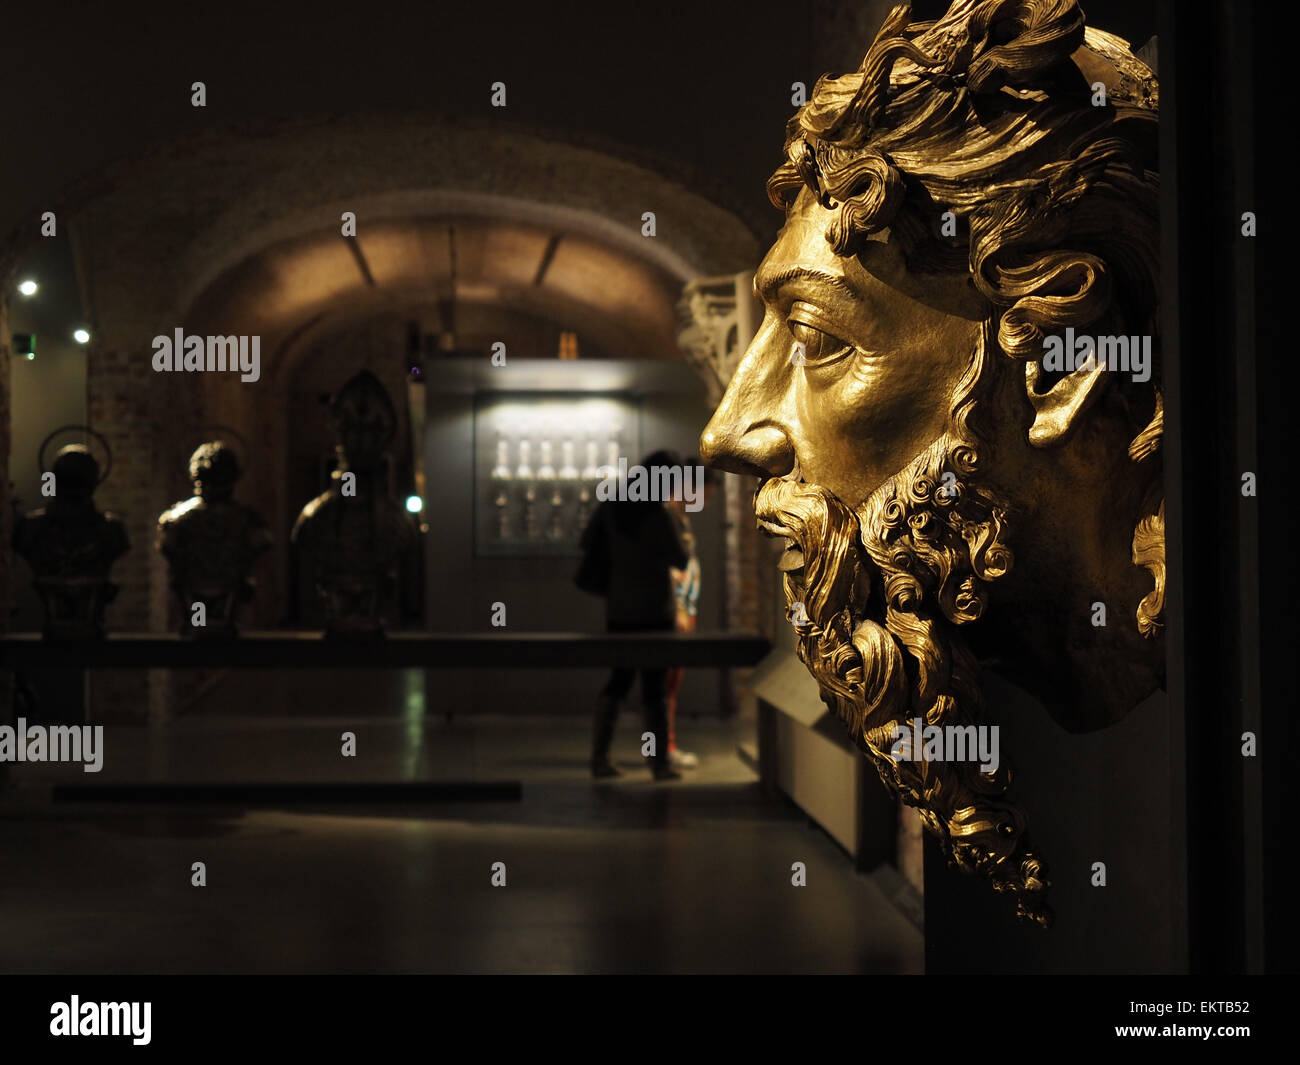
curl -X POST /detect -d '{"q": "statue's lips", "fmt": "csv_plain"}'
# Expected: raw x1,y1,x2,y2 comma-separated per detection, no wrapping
776,541,806,572
757,519,806,572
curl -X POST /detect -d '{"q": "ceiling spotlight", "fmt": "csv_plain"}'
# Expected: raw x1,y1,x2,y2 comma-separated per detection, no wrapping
18,280,37,296
73,329,90,344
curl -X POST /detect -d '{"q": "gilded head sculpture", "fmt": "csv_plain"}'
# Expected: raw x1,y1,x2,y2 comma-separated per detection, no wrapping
701,0,1161,926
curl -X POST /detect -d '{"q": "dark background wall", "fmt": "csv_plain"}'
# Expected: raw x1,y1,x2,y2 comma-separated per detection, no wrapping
2,2,1158,252
2,1,821,252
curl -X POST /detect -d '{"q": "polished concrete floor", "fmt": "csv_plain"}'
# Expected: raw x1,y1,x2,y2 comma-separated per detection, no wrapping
0,673,922,973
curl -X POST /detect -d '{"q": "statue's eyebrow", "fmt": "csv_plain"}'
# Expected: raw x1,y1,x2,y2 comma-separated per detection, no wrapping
755,266,862,304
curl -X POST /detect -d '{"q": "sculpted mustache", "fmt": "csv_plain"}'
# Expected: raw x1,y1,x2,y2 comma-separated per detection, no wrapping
754,475,851,552
754,477,802,568
753,477,876,625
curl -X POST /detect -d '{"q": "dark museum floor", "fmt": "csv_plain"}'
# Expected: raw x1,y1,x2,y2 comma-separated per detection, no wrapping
0,672,921,974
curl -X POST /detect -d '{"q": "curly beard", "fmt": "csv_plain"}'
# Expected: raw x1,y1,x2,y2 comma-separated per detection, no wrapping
754,432,1052,927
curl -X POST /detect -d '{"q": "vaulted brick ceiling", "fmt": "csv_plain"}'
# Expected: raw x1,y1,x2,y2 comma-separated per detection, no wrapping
186,215,685,380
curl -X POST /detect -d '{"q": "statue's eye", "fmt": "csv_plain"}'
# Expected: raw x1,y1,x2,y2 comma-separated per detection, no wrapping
787,316,853,367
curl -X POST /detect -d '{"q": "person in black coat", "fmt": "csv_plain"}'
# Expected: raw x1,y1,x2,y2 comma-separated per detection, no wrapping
578,450,688,780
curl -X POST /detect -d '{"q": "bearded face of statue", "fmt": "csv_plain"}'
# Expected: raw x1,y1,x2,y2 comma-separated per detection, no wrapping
702,191,1045,923
698,0,1163,927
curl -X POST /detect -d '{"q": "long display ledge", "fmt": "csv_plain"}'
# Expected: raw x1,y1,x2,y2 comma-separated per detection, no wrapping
0,630,770,670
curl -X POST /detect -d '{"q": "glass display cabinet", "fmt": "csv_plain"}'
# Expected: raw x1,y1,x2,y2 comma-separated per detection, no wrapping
473,392,641,557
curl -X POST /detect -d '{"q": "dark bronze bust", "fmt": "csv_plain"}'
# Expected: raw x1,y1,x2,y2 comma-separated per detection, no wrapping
291,370,415,636
157,441,272,638
14,444,130,639
702,0,1160,925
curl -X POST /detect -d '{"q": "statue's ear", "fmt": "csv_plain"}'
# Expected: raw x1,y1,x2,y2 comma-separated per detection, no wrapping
1023,340,1110,447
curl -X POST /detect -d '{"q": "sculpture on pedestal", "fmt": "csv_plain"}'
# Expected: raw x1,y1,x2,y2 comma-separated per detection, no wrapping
157,440,271,638
291,370,414,636
14,436,129,639
701,0,1160,926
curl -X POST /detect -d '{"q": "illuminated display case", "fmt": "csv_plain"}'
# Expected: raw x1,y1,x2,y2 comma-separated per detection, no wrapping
473,392,642,557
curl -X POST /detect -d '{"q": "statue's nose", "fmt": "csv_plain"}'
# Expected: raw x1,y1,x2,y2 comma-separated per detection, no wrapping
699,416,796,479
699,323,797,479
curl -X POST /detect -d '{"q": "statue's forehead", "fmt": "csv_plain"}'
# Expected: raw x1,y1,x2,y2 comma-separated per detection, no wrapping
758,192,902,303
770,190,887,260
760,188,985,320
760,201,850,296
